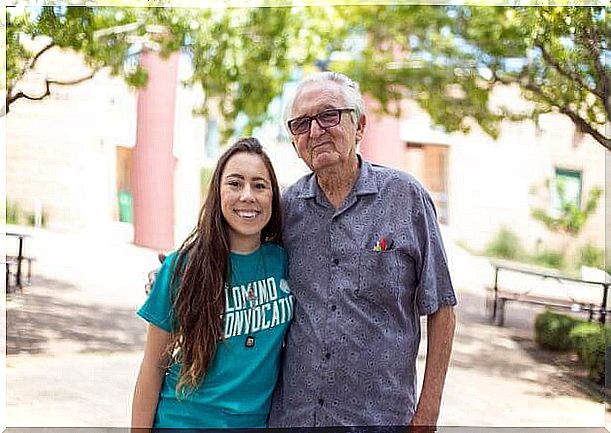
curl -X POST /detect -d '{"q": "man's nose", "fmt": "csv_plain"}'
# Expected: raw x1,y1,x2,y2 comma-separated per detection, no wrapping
309,119,326,138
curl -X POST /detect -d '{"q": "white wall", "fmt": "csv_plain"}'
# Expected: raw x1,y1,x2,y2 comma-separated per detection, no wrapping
446,85,606,257
7,47,136,234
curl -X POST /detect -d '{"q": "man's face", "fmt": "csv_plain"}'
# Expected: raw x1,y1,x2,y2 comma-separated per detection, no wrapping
289,81,365,172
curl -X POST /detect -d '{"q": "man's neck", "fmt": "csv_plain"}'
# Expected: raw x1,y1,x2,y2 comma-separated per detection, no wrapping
316,156,360,208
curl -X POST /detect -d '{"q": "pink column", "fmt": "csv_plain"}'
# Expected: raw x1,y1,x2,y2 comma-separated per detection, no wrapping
360,95,404,169
132,50,180,251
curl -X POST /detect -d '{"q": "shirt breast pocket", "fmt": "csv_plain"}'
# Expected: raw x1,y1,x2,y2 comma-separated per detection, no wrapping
356,250,401,305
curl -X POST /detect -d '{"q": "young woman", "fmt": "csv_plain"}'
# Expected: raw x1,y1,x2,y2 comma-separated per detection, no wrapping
131,137,294,429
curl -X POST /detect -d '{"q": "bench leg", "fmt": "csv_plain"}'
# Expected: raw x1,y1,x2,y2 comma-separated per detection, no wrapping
495,299,506,327
486,291,494,319
6,262,16,294
491,293,499,324
26,258,32,285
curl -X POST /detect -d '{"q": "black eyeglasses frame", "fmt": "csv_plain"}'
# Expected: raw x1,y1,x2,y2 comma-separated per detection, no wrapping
287,108,356,135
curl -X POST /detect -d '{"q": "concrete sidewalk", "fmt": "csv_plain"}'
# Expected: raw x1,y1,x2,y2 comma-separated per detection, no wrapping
5,226,607,428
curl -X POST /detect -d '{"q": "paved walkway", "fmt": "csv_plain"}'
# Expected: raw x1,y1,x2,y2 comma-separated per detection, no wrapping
5,225,608,429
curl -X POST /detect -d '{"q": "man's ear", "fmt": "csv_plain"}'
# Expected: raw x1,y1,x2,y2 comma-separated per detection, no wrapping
355,113,367,143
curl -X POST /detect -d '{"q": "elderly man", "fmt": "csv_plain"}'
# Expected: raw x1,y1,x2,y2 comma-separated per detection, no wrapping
267,71,456,429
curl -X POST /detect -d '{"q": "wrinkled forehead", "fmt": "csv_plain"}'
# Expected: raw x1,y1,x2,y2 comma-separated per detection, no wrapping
291,80,347,117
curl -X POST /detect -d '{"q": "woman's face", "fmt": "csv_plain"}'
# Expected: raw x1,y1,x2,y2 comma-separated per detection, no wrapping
220,152,273,252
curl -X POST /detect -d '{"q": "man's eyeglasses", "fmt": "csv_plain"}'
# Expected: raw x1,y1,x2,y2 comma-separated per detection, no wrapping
287,108,355,135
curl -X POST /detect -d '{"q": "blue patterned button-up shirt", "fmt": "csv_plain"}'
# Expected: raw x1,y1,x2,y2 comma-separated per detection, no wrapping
268,157,456,427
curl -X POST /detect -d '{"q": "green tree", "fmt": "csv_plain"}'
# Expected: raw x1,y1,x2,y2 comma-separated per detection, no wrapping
183,6,340,137
5,6,337,137
7,5,608,150
5,6,153,115
334,5,609,150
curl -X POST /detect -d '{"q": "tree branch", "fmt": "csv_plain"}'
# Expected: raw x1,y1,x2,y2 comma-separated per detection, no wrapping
490,69,518,87
492,70,610,151
5,70,98,115
578,23,609,120
558,106,611,151
535,41,603,100
522,82,610,151
11,42,57,88
8,82,51,104
580,9,607,90
30,42,57,71
47,70,98,86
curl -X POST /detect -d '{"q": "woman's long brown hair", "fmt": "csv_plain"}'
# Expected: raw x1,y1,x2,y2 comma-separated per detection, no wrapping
167,137,283,397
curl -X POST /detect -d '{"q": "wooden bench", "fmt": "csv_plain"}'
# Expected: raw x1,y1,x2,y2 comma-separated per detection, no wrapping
4,257,20,293
486,263,610,326
6,255,35,285
6,230,34,290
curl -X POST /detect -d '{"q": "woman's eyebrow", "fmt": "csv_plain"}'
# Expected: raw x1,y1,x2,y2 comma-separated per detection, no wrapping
225,173,270,183
224,173,245,179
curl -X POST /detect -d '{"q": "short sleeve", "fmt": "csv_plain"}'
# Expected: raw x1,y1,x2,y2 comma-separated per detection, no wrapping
413,190,457,316
137,251,179,332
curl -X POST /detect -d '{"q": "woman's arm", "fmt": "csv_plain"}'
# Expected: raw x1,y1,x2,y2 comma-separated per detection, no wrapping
131,324,171,429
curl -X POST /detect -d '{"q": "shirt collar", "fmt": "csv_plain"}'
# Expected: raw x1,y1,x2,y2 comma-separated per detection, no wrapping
297,154,379,199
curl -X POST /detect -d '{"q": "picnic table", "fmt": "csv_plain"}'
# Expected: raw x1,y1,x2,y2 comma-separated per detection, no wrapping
486,261,610,326
6,230,33,292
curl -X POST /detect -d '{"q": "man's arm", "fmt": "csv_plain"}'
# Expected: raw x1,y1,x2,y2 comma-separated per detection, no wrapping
411,305,456,428
145,253,167,295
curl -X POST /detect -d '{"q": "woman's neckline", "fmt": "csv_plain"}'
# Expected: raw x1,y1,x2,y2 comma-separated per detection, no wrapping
230,244,263,256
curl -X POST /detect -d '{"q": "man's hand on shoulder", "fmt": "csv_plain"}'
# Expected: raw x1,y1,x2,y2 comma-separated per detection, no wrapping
144,252,167,295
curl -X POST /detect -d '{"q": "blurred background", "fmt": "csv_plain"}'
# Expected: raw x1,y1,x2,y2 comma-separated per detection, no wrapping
3,2,609,430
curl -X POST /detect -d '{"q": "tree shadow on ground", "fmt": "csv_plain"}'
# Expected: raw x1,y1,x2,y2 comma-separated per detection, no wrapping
513,330,609,404
7,277,146,355
449,290,593,400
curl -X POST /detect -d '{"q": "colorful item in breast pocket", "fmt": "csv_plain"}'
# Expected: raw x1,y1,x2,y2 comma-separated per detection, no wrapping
373,237,393,251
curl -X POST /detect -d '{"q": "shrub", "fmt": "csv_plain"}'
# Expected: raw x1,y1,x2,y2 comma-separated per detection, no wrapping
533,248,565,269
25,210,47,227
578,243,605,269
5,199,47,227
6,200,20,225
485,227,523,260
576,325,610,385
569,322,603,361
534,310,582,351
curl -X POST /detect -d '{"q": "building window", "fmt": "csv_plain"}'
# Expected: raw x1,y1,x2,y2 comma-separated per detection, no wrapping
552,168,582,214
404,141,449,224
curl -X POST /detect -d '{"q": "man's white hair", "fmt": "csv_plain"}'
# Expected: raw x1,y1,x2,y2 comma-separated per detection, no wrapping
283,71,365,134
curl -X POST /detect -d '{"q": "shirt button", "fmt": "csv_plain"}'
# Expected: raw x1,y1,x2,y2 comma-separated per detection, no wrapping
318,398,324,406
333,258,339,265
331,305,337,311
325,353,331,360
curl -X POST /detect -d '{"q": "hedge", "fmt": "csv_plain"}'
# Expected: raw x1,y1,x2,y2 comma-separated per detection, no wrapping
535,310,611,385
569,323,610,385
534,310,583,351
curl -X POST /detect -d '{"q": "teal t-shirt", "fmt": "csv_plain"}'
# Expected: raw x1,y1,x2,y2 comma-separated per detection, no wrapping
137,242,293,429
